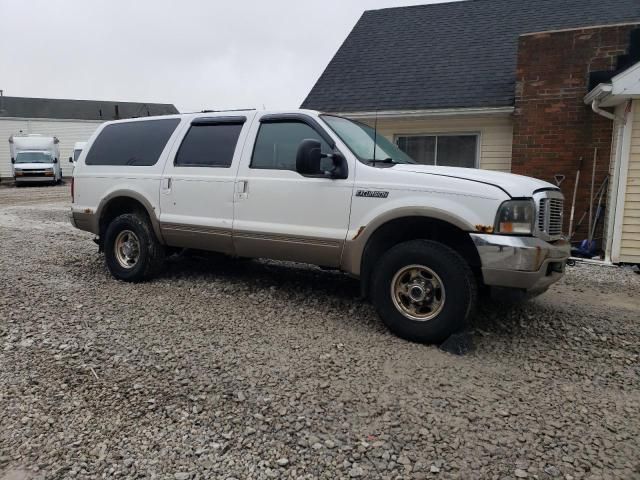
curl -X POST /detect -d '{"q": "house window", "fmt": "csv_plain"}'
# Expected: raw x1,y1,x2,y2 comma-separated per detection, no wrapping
396,134,479,168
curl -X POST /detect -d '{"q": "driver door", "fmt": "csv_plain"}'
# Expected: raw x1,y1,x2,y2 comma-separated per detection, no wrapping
232,114,354,267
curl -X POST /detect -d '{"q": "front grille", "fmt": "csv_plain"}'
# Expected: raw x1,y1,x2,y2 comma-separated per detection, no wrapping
537,197,564,238
16,170,52,177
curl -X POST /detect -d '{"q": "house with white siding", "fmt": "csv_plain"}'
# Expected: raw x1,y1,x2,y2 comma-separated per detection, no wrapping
0,94,178,180
302,0,640,266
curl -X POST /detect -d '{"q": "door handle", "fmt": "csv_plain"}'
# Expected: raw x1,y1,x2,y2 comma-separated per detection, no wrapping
236,180,248,200
162,177,171,191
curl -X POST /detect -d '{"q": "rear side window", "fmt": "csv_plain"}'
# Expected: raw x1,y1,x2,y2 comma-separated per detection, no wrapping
175,120,244,167
85,118,180,166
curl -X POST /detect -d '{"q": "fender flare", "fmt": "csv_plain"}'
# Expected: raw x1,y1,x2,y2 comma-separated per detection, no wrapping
95,189,165,242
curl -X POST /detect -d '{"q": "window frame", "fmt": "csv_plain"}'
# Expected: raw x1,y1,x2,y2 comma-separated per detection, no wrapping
173,116,246,168
249,114,336,172
393,132,481,168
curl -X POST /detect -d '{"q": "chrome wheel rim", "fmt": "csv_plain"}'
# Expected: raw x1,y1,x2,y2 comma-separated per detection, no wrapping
391,264,446,321
114,230,140,269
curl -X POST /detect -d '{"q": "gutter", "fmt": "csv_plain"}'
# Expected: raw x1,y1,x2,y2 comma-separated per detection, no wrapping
334,106,514,119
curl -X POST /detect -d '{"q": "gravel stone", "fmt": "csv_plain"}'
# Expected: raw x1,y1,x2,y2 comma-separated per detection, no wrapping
1,185,639,479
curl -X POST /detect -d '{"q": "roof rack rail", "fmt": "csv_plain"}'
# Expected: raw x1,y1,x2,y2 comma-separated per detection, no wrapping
198,108,257,113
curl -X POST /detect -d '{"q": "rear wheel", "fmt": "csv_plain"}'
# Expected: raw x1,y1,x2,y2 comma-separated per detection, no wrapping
371,239,476,344
104,213,165,282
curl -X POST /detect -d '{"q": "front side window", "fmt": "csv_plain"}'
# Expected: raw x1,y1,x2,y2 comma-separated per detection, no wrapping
15,152,53,164
251,121,331,171
175,122,243,168
396,134,478,168
85,118,180,166
73,149,82,162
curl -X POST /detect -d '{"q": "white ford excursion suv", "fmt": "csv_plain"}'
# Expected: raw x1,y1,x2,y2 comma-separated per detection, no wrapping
71,110,570,343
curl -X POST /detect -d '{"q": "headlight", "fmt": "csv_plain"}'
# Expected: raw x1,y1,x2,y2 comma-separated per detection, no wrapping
494,199,535,235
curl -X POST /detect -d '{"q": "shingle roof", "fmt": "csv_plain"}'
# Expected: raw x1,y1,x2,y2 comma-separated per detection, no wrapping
301,0,640,112
0,95,179,120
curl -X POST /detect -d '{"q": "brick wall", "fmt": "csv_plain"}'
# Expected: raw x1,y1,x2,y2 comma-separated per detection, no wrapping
512,24,638,242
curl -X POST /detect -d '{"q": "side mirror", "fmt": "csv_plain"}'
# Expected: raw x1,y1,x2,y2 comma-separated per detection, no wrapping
53,157,58,164
328,151,348,180
296,139,323,176
69,157,73,163
11,157,15,164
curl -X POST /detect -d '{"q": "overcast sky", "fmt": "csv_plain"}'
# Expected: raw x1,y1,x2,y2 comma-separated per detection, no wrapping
0,0,451,112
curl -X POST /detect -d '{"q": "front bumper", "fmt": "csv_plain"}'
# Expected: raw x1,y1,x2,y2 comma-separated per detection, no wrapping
470,233,570,293
15,175,55,183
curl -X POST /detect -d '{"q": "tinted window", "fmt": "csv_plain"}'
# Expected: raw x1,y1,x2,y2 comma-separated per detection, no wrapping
175,123,243,167
85,118,180,166
251,121,331,171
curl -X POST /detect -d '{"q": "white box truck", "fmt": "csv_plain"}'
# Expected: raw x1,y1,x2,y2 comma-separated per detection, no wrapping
9,134,63,185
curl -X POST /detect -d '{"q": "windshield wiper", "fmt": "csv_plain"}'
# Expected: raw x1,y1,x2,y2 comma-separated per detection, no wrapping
367,157,398,165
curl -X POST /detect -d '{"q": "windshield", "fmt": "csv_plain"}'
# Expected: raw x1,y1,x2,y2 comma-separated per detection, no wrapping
73,149,82,162
15,151,53,164
321,115,416,164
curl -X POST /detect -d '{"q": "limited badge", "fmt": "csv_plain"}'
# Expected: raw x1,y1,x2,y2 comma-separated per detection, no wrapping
355,190,389,198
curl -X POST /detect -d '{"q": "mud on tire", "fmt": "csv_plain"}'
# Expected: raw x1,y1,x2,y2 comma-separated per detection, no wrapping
104,213,165,282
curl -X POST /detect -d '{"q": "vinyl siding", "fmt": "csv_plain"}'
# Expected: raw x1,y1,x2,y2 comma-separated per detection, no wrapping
620,100,640,262
367,115,513,171
1,118,101,179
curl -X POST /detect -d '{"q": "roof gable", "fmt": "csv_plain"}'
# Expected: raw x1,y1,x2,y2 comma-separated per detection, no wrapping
302,0,640,112
0,96,179,120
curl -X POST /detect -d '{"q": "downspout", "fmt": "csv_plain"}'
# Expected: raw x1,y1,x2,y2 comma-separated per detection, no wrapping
591,99,618,121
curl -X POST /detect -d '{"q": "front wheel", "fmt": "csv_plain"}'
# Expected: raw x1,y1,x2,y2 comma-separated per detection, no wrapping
371,240,476,344
104,213,165,282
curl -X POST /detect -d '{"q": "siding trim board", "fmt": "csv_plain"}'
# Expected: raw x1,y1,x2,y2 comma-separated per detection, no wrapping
611,100,636,263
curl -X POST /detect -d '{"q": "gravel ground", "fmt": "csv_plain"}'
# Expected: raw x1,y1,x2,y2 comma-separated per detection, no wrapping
1,184,639,480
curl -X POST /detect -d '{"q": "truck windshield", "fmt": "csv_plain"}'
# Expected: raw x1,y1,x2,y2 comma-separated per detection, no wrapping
15,152,52,164
321,115,416,165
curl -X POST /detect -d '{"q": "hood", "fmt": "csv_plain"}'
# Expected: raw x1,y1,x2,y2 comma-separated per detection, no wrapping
13,162,55,170
392,164,557,198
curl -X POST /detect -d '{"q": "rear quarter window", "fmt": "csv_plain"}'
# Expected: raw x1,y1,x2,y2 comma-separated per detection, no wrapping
85,118,180,166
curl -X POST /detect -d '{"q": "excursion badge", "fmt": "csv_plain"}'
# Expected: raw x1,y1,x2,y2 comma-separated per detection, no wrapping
355,190,389,198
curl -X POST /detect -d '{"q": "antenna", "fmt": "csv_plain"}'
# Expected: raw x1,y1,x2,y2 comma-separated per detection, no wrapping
372,109,378,162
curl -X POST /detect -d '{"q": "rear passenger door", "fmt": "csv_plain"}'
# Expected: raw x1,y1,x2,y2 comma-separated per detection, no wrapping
158,114,254,254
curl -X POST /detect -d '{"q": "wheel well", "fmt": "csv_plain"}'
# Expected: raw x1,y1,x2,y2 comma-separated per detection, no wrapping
360,216,481,298
99,197,151,239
